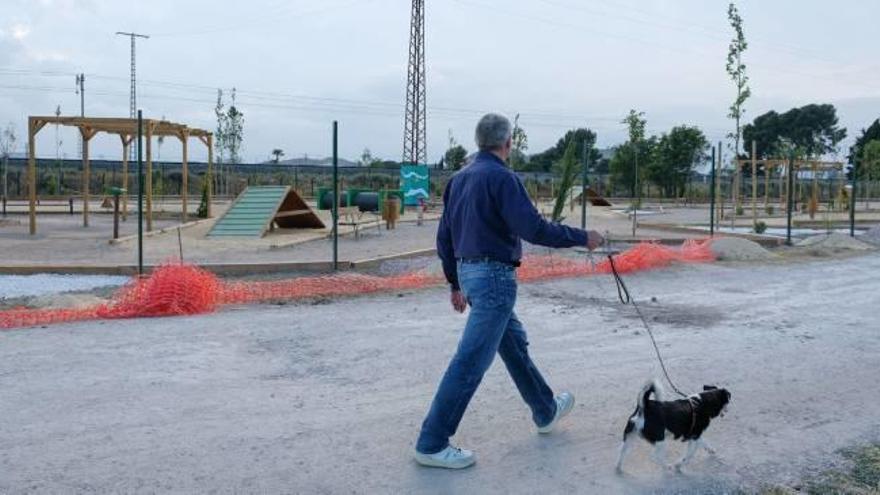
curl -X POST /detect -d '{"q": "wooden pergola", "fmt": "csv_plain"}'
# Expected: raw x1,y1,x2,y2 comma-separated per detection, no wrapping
734,149,844,221
27,116,213,235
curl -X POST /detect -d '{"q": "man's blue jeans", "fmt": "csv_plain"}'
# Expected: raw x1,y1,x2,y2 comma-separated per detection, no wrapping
416,260,557,454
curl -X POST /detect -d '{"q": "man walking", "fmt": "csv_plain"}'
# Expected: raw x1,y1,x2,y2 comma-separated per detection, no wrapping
414,113,604,469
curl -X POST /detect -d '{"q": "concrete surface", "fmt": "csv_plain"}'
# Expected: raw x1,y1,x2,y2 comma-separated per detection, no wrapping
1,254,879,493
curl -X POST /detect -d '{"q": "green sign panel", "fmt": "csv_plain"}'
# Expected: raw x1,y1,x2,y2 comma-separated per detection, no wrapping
401,164,429,206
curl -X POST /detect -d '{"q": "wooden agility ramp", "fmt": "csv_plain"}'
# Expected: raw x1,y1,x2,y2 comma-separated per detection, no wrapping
569,186,613,207
208,186,324,238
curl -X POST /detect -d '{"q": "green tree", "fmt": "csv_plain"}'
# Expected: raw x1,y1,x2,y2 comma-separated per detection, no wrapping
551,138,579,222
610,139,655,197
862,140,880,209
445,145,468,170
214,89,228,195
225,88,244,165
529,128,599,172
214,89,228,163
197,179,210,218
648,126,708,197
510,113,529,170
860,140,880,176
271,148,284,163
359,148,381,167
152,169,164,197
848,119,880,177
611,110,649,198
742,104,846,159
445,130,468,170
726,2,751,157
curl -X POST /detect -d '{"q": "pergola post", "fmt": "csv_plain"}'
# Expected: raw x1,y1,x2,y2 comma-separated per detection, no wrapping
780,163,786,210
764,162,770,210
811,162,819,219
180,131,189,221
120,135,132,221
145,123,153,232
28,118,38,235
733,158,740,214
79,126,97,228
82,134,89,227
751,141,757,225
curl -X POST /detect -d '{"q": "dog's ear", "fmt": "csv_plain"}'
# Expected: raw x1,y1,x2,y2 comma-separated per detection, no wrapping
703,385,718,391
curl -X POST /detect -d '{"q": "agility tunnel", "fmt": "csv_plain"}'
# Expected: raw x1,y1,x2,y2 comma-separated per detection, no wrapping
0,240,715,330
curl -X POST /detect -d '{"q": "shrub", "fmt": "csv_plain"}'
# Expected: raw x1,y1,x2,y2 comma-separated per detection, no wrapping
197,180,209,218
754,220,767,234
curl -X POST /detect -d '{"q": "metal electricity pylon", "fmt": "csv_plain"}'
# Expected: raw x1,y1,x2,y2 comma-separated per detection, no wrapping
116,31,149,159
402,0,426,166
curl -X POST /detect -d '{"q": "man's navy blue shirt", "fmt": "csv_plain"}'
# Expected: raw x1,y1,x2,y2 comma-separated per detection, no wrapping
437,151,588,290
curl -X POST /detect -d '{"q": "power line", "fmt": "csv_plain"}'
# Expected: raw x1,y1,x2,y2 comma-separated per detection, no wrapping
452,0,880,93
149,0,372,38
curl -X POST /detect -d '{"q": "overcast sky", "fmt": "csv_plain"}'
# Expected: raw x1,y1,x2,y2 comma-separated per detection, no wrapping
1,0,878,163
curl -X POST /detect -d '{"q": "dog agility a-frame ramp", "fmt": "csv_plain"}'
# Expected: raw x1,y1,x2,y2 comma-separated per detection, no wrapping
208,186,325,238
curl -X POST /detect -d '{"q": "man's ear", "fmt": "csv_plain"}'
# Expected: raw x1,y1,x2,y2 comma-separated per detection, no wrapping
703,385,718,391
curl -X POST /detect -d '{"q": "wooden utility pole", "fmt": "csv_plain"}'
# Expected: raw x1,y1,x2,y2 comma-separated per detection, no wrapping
145,122,153,232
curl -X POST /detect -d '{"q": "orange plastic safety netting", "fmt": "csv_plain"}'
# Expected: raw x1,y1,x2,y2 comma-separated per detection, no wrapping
0,239,714,330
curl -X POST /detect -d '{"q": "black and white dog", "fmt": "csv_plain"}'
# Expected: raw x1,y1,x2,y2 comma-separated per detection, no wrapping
615,380,730,473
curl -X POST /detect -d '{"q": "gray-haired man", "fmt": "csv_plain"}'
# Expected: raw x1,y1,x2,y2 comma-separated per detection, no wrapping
414,113,603,468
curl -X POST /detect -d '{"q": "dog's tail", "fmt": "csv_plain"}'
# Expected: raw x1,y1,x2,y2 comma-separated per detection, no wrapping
637,379,664,411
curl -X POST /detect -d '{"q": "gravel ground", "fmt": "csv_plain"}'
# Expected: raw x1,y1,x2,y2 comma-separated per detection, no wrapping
1,255,879,493
0,274,129,299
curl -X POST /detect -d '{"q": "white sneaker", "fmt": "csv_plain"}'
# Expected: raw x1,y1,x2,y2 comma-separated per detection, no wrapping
537,391,575,434
414,445,476,469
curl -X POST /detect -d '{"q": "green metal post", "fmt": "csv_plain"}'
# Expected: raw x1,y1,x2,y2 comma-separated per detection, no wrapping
710,146,716,236
332,121,339,270
786,152,795,246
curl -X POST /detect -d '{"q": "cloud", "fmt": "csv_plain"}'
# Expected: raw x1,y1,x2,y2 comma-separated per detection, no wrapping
10,23,31,40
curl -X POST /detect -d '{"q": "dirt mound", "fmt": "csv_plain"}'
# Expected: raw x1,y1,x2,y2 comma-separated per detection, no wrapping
858,224,880,246
709,237,774,261
796,233,875,251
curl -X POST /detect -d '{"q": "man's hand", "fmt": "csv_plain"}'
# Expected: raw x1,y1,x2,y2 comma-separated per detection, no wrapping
586,230,605,251
450,290,467,313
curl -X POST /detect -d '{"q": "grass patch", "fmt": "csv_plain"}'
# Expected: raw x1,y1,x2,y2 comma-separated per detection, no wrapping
806,444,880,494
754,444,880,494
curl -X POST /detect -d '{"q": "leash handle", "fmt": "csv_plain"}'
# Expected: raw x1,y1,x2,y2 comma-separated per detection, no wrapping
607,255,631,305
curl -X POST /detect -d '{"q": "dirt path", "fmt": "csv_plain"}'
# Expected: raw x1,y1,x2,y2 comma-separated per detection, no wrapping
1,254,879,493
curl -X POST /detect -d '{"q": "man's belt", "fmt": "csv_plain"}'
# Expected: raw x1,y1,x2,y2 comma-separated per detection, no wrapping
458,256,521,268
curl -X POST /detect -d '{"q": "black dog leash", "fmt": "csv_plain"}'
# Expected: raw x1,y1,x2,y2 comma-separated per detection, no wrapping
605,253,689,399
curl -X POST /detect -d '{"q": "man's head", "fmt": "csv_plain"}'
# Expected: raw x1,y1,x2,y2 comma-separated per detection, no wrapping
475,113,513,161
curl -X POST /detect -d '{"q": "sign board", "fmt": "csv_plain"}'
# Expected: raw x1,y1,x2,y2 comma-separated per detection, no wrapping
401,164,430,206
